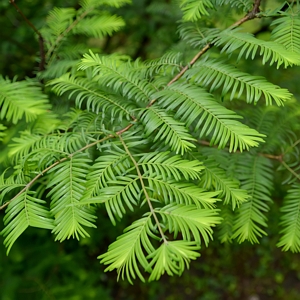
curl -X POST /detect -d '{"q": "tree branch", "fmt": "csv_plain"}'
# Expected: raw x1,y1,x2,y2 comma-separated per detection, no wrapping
9,0,45,71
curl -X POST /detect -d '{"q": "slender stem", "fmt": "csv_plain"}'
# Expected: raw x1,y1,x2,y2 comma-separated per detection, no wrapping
9,0,45,71
116,123,134,135
166,44,212,87
118,135,168,243
281,160,300,182
197,140,211,147
291,139,300,148
259,153,282,161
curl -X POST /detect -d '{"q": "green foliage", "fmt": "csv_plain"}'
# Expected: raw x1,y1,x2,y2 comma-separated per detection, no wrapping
199,155,248,209
1,0,300,285
47,153,97,241
184,58,292,105
154,82,265,152
0,124,6,142
180,0,214,21
2,191,54,254
214,28,300,68
99,214,155,283
277,184,300,252
0,77,51,124
271,13,300,53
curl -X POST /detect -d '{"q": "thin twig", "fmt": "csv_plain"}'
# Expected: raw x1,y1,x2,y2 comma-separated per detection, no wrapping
118,135,168,243
281,160,300,182
259,153,283,161
9,0,45,71
167,44,212,87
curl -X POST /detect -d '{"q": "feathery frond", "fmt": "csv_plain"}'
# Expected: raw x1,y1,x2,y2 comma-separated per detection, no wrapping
72,15,125,38
157,203,221,245
0,172,26,205
217,204,235,243
1,191,54,254
8,131,60,162
79,0,131,9
271,14,300,53
40,59,80,79
80,175,140,225
8,129,87,165
0,77,51,124
178,23,219,47
81,148,131,199
98,214,156,283
42,7,76,42
47,153,97,241
180,0,214,21
277,185,300,252
147,241,200,281
49,73,137,121
213,28,300,68
140,106,196,155
2,0,300,282
0,124,6,142
144,51,183,77
240,105,292,154
147,177,220,209
155,82,265,152
78,51,156,103
225,0,252,12
138,151,204,181
232,155,273,243
200,156,248,209
185,58,292,105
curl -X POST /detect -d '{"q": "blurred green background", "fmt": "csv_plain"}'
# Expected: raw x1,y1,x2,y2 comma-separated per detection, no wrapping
1,0,300,299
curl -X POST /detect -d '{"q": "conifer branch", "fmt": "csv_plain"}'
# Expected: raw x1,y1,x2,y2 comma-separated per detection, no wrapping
118,135,168,243
166,44,211,86
0,0,264,211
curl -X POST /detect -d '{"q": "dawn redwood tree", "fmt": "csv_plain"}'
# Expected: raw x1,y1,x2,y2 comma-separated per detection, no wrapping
1,0,300,283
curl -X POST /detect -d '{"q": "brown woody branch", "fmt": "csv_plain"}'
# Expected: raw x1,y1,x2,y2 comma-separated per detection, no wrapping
9,0,45,71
